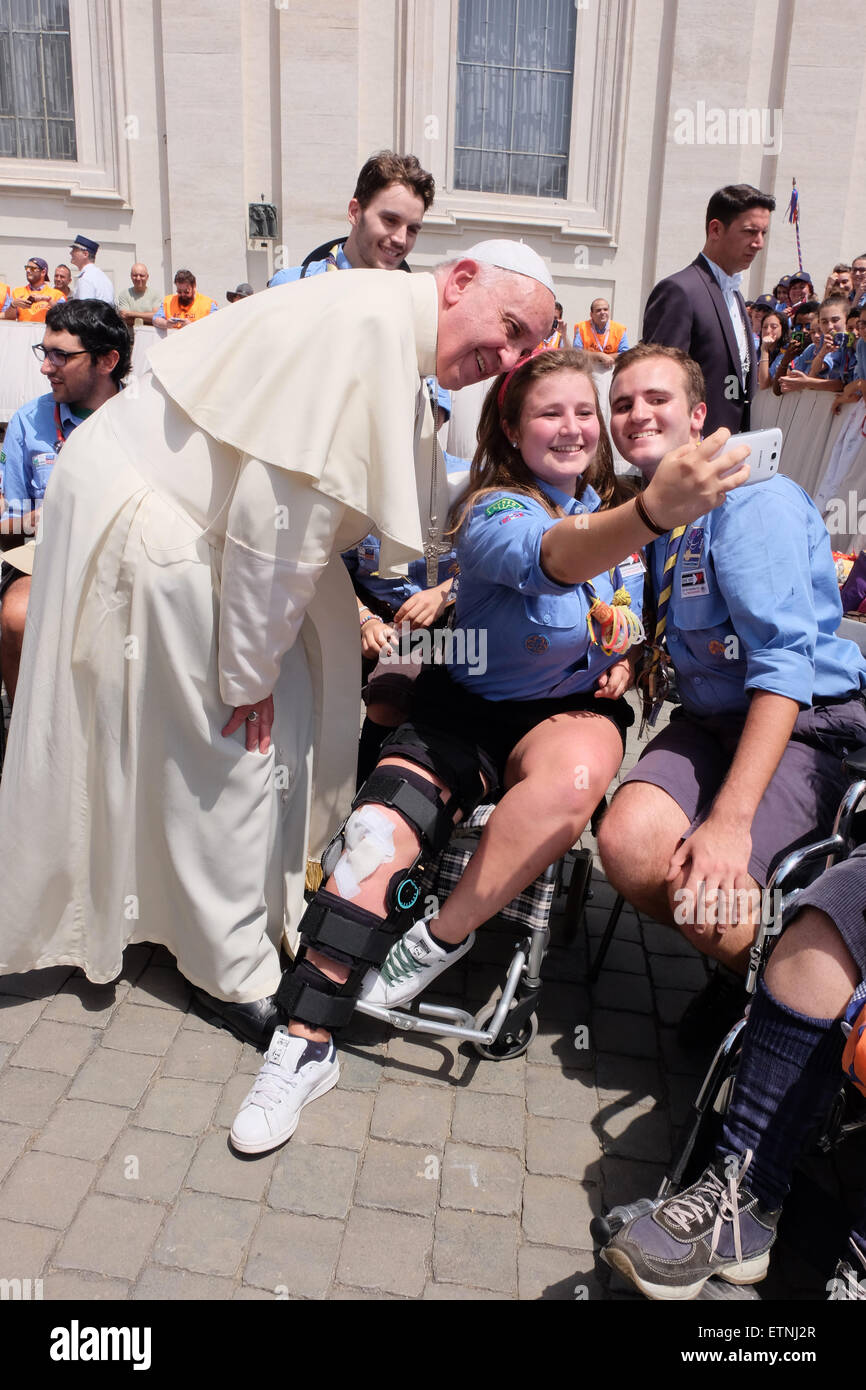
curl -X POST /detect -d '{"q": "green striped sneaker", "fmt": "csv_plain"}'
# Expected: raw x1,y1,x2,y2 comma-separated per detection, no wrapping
359,917,475,1007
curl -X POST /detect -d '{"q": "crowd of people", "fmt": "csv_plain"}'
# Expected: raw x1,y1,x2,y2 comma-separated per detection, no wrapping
1,235,245,327
745,259,866,403
0,152,865,1303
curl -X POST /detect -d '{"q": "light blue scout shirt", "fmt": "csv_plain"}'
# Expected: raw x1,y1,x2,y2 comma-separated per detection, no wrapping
269,245,352,286
0,393,85,515
791,342,847,379
449,479,644,700
648,474,866,718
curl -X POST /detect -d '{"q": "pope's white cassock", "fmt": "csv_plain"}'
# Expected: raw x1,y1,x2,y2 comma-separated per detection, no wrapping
0,268,446,1001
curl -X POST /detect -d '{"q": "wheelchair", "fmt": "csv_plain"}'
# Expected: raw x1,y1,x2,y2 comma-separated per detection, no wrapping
591,742,866,1258
353,801,593,1060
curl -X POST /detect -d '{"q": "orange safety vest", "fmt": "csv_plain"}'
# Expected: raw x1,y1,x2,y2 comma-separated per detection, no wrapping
10,283,65,323
0,283,10,311
161,291,218,323
574,319,627,356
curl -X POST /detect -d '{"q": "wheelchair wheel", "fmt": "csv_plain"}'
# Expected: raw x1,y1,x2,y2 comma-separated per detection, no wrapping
472,1000,538,1061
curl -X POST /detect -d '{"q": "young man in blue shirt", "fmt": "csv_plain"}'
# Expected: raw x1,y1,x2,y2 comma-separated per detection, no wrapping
268,150,433,285
599,342,866,1042
0,298,129,700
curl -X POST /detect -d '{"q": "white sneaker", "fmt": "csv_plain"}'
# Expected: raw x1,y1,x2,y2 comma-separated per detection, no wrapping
359,917,475,1008
230,1026,340,1155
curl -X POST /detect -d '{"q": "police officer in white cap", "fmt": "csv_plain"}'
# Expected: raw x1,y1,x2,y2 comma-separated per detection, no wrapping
69,235,115,303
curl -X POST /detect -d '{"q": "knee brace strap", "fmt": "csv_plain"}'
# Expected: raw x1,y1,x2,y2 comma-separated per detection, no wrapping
276,956,356,1031
378,721,495,817
354,766,453,856
300,888,396,968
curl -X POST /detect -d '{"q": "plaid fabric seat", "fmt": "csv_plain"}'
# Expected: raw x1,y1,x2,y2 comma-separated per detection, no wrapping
418,803,556,933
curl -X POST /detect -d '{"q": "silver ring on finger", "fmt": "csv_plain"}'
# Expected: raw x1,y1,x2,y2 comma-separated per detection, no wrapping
247,711,259,722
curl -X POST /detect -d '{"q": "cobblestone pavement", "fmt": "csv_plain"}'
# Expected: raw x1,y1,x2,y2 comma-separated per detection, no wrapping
0,705,843,1303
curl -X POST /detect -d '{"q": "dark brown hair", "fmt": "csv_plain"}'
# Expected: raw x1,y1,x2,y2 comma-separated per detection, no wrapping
353,151,435,212
611,342,706,413
705,183,775,232
449,348,621,534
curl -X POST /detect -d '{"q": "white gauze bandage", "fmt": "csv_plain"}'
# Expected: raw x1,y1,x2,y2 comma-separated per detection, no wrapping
333,805,396,899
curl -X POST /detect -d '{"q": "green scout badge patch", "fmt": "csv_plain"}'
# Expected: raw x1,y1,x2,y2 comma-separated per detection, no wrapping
484,497,525,518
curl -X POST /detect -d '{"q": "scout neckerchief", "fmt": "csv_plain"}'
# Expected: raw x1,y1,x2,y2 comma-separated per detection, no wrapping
637,523,687,735
299,243,345,279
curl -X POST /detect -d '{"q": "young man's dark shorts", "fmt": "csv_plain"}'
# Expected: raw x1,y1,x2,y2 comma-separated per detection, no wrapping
618,694,866,885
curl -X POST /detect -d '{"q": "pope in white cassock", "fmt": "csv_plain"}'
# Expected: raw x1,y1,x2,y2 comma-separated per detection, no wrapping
0,241,556,1044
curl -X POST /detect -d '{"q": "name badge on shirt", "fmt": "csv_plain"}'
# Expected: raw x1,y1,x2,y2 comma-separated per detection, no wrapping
618,552,645,578
680,569,709,598
681,526,705,571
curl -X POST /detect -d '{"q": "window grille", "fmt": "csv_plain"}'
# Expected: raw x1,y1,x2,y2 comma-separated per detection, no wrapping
0,0,77,161
454,0,576,199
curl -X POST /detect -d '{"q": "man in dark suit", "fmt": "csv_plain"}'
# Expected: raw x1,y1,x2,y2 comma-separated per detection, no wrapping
642,184,776,434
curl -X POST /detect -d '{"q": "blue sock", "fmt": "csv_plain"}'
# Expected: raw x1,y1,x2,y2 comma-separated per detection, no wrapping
295,1038,333,1069
716,978,844,1210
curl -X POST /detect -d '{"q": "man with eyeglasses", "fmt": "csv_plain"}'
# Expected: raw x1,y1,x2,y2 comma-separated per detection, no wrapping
0,298,130,702
2,256,65,322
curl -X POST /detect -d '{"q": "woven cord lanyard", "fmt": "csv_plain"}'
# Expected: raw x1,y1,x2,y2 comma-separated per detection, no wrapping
638,524,686,732
589,323,610,353
53,403,68,452
584,565,645,656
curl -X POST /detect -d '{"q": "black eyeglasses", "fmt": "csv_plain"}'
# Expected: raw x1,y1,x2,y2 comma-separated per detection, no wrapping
32,344,95,367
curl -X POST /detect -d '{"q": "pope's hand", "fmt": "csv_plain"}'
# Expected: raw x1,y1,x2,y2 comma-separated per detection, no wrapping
222,695,274,753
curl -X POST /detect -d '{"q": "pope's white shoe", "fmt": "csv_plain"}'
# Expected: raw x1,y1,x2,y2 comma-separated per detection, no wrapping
359,917,475,1008
230,1026,339,1154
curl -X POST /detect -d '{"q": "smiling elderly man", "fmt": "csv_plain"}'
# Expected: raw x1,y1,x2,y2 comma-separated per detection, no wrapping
0,240,556,1048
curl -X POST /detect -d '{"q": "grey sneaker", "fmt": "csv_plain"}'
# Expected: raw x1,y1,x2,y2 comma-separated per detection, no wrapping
601,1151,780,1300
828,1238,866,1299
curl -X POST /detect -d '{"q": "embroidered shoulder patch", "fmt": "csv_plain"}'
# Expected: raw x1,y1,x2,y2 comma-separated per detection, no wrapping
484,497,526,518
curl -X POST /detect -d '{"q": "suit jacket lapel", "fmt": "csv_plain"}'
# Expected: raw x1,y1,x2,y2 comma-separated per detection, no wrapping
693,254,746,389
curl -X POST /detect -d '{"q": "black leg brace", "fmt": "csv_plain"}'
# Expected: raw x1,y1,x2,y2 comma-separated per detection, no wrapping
277,729,491,1033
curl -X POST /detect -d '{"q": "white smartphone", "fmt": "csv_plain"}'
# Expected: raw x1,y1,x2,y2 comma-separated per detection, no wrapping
716,427,783,485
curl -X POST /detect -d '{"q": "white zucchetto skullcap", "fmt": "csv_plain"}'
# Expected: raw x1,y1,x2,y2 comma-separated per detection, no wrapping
464,239,555,295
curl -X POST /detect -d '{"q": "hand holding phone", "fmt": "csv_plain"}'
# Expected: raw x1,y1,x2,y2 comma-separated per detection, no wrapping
714,427,782,485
